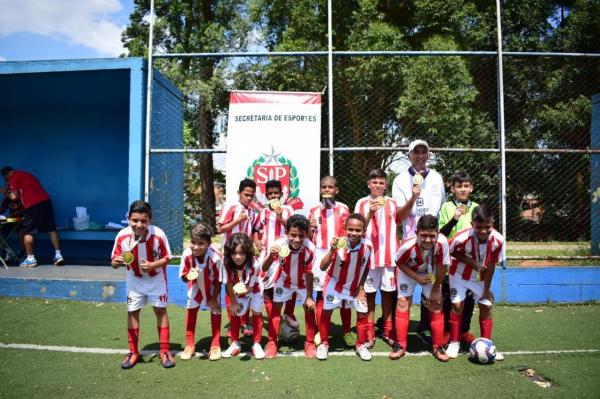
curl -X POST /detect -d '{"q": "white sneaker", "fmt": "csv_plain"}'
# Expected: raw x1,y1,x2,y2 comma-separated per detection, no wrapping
495,351,504,361
284,314,300,328
222,341,241,358
446,341,460,359
314,332,321,346
356,344,372,361
316,344,329,360
252,342,265,360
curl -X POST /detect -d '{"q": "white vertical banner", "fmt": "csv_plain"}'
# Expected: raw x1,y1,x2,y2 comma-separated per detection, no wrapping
226,90,322,214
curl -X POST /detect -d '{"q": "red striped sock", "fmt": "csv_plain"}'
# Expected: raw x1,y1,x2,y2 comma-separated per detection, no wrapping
319,310,332,346
158,326,170,354
340,307,352,334
268,306,280,345
230,315,241,342
480,318,493,339
210,313,221,347
127,328,139,353
304,308,316,344
356,313,369,347
450,311,461,342
394,309,409,349
252,313,263,344
430,312,445,347
185,307,199,346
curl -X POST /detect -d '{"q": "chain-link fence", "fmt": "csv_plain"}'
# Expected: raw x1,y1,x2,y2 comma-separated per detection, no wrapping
147,19,600,262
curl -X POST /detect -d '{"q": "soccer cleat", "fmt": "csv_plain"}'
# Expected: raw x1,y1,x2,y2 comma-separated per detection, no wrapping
356,344,372,361
304,342,317,359
180,345,195,360
252,342,265,360
265,341,278,359
222,341,241,358
121,352,139,369
19,258,37,268
208,346,221,361
242,323,254,337
53,254,65,266
314,332,321,346
160,351,175,368
461,332,476,345
380,334,394,347
416,330,433,346
433,345,450,362
366,338,376,350
284,313,300,328
389,342,406,360
495,351,504,361
446,341,460,359
316,344,329,360
343,332,357,347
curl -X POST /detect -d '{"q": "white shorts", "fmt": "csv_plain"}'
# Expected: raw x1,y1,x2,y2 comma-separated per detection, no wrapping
273,285,307,303
312,249,329,291
186,284,220,310
233,293,263,316
449,275,493,306
396,272,433,299
127,289,168,312
364,267,397,293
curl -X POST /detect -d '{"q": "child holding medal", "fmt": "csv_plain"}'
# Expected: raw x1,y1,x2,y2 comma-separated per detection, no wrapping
111,200,174,369
222,233,265,359
393,215,451,362
262,215,318,358
307,176,352,346
446,205,505,360
317,213,373,361
354,168,402,348
178,222,224,361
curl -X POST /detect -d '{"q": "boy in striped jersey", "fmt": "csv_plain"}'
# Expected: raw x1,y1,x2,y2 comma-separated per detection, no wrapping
317,213,373,361
262,215,318,358
307,176,353,346
393,215,450,362
111,200,174,369
354,169,400,347
446,205,505,360
178,222,224,361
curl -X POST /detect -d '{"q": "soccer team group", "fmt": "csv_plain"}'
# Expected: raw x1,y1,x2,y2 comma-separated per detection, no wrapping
111,139,505,369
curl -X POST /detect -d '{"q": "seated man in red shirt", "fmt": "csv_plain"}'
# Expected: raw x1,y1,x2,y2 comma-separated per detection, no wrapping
1,166,65,267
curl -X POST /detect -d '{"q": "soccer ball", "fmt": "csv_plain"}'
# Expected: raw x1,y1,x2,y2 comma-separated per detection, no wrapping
278,320,300,344
469,337,497,364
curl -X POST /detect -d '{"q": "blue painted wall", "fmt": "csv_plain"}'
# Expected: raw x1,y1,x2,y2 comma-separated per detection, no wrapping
1,266,599,305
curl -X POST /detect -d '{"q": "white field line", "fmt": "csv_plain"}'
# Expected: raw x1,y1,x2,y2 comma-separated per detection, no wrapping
1,343,599,358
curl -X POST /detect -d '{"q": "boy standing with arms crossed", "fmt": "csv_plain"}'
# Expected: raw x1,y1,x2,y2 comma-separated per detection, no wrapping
111,200,174,369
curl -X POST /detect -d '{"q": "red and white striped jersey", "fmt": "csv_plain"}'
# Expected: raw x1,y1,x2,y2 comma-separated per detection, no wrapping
449,228,505,281
273,237,316,289
179,246,223,303
218,202,258,242
308,201,349,249
395,235,450,274
256,204,294,248
355,195,400,268
226,259,261,297
324,239,372,297
112,225,172,279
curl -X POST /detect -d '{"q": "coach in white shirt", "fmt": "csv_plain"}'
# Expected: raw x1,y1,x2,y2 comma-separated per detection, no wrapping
392,140,446,240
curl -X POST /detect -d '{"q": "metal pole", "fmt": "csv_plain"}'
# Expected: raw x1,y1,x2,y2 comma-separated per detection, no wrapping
144,0,155,202
327,0,334,175
496,0,507,266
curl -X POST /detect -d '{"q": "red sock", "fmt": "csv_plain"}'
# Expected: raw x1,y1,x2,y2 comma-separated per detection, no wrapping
316,295,324,326
284,293,296,317
319,310,332,346
268,306,280,344
241,311,249,326
450,311,461,342
210,313,221,347
394,310,409,349
356,313,369,347
367,321,375,342
185,307,199,346
340,307,352,334
480,318,493,339
305,308,316,344
383,319,393,338
252,313,263,343
127,328,139,353
230,315,241,342
158,326,170,353
430,312,445,347
264,293,273,318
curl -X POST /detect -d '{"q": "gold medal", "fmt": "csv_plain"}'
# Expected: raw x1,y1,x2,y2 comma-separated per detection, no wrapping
279,245,290,258
270,199,281,210
233,282,248,296
321,194,333,199
122,251,134,265
336,237,347,249
376,196,386,206
253,243,261,256
187,268,199,281
413,174,424,186
426,272,436,284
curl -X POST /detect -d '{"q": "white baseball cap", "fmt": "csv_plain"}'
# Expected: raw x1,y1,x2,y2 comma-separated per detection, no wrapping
408,139,429,153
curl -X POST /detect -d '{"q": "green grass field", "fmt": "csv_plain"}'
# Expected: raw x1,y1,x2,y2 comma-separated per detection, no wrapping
1,297,599,398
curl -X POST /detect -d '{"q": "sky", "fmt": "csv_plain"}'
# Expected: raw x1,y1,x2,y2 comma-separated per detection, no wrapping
0,0,135,61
